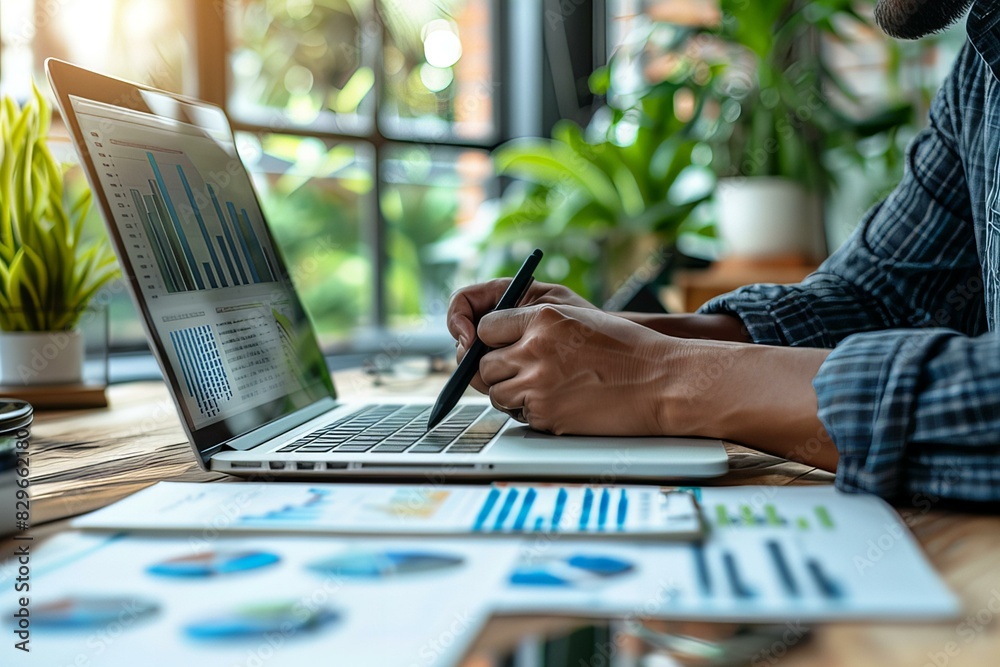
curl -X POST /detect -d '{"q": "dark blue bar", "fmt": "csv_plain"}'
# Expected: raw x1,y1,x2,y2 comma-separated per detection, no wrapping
493,488,520,531
208,185,249,285
227,201,260,283
512,488,537,531
242,208,274,282
722,551,754,598
579,487,594,530
216,236,239,286
203,263,218,289
473,488,501,531
177,165,227,287
147,152,204,289
806,559,842,599
551,488,568,529
616,488,628,530
766,540,799,597
597,488,610,530
692,545,712,596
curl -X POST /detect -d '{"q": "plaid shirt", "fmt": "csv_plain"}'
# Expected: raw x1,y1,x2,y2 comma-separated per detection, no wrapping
701,4,1000,503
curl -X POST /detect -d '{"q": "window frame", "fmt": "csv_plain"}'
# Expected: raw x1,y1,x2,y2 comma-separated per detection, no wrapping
192,0,507,333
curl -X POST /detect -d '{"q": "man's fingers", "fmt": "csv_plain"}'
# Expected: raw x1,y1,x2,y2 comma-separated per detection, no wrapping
478,349,518,386
478,308,536,348
447,279,512,347
469,371,489,395
488,379,528,423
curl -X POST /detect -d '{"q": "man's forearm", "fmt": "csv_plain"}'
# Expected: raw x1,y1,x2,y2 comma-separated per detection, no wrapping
618,312,752,342
661,341,839,471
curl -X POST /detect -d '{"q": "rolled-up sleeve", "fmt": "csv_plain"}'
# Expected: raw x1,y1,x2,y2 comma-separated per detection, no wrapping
698,43,1000,503
815,329,1000,502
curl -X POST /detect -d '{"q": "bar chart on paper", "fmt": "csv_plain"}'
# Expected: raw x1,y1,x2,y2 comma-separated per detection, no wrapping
710,500,836,531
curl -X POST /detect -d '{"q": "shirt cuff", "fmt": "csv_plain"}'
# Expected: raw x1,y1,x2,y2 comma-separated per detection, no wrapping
813,328,955,499
698,285,791,346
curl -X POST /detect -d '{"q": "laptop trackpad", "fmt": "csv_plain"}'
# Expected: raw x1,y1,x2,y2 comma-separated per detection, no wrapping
488,425,729,478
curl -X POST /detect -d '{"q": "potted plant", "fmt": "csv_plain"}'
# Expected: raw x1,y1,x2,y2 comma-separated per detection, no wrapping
686,0,914,259
488,65,714,304
0,85,120,385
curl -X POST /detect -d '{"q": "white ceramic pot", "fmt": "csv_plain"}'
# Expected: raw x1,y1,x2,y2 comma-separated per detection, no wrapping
715,177,822,259
0,330,85,385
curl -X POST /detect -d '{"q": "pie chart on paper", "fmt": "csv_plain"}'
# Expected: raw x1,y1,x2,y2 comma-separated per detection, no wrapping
307,550,465,579
509,554,635,587
146,550,280,577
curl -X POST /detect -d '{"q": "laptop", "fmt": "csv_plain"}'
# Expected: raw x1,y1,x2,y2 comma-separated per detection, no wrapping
47,59,729,481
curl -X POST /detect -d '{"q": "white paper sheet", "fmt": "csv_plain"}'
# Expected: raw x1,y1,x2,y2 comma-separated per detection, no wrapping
495,486,959,621
4,533,520,667
72,481,703,539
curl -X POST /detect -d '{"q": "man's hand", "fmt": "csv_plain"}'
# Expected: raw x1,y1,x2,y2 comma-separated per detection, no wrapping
448,279,596,352
465,302,839,472
473,304,675,435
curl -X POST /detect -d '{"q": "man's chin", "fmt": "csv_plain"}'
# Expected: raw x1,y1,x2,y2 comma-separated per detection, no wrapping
874,0,974,40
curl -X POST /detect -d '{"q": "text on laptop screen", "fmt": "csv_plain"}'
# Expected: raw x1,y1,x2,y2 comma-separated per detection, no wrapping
70,95,333,434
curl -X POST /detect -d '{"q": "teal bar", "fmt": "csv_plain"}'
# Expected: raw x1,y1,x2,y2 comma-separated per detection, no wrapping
147,152,204,289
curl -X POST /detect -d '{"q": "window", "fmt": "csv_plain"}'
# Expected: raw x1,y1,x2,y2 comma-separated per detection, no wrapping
1,0,510,352
1,0,193,350
225,0,501,350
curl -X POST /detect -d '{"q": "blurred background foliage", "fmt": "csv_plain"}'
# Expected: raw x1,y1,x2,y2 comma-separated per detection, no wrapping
1,0,965,350
485,0,951,305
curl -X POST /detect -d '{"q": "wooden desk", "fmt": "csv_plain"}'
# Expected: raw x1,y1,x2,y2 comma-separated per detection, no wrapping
11,376,1000,667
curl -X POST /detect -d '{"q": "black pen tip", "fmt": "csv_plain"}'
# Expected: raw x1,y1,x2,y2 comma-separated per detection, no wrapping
426,413,442,432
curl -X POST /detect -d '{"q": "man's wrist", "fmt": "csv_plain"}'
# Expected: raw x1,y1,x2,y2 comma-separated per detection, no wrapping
655,340,839,471
619,312,752,342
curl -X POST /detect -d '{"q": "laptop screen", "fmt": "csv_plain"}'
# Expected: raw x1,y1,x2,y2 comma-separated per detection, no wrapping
50,61,335,459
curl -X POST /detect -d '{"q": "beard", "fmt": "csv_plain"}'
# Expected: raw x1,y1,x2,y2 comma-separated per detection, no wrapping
874,0,975,39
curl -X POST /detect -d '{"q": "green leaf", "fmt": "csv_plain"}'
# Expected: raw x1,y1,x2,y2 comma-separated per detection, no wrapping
495,139,622,215
0,84,120,331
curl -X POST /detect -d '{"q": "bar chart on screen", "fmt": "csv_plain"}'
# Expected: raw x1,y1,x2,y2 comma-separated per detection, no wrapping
85,123,280,298
129,149,278,295
168,324,233,418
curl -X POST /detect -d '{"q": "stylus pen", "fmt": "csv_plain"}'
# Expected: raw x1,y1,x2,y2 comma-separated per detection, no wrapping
426,249,544,431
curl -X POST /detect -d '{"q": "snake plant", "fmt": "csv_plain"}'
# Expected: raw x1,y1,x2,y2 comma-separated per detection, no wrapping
0,85,119,332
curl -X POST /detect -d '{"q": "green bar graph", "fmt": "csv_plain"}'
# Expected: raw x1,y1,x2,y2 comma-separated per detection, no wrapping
712,503,832,532
715,505,730,527
765,505,782,526
816,506,835,529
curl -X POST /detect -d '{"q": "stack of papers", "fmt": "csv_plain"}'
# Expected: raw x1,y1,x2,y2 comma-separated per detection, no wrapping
72,482,704,539
2,484,958,666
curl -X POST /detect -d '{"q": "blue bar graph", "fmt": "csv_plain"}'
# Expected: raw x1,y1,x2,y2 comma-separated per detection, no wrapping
493,488,520,531
147,153,204,290
227,201,261,283
208,185,250,285
579,488,594,530
203,263,218,289
134,152,278,293
169,324,232,418
177,165,227,288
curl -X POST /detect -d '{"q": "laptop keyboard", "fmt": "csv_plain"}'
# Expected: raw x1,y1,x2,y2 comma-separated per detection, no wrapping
275,405,508,456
